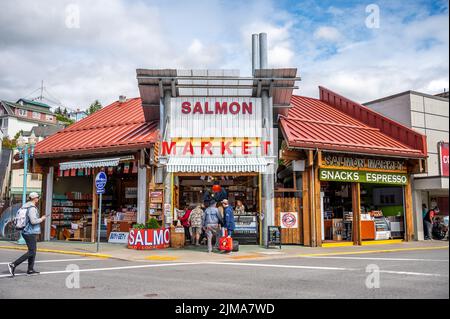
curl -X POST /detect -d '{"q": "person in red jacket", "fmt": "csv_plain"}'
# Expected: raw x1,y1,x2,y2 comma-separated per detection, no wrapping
179,205,192,244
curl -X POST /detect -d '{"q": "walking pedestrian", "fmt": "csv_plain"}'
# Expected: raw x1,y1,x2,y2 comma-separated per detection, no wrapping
423,207,436,240
188,204,204,246
202,200,223,253
222,199,235,238
8,192,46,277
178,205,192,243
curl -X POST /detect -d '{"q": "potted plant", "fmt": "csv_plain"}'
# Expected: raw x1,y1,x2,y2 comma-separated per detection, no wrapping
128,218,170,250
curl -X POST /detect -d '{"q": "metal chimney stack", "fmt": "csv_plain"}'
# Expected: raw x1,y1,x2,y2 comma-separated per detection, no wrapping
252,34,259,75
259,33,268,69
252,33,268,75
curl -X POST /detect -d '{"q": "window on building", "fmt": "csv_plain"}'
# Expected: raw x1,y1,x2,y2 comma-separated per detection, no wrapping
46,115,54,121
1,118,8,128
32,112,41,119
31,174,42,181
18,109,27,116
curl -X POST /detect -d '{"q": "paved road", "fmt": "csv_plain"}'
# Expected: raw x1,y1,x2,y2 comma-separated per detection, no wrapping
0,248,448,299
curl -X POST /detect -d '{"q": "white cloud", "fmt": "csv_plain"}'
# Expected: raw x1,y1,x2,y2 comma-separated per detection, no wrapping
0,0,448,110
295,4,449,102
313,26,343,42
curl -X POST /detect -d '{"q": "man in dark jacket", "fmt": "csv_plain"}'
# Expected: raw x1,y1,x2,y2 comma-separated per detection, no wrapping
222,199,235,237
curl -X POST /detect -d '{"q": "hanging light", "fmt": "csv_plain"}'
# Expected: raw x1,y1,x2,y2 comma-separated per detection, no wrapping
28,132,38,145
16,134,25,147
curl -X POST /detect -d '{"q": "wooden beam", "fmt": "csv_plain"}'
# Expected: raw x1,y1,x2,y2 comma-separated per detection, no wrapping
404,176,414,241
314,166,322,247
302,170,311,246
352,183,362,245
91,168,99,243
307,150,314,167
317,150,322,167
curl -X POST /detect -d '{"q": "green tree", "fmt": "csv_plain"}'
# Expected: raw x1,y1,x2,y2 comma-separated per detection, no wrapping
87,100,102,115
2,130,23,149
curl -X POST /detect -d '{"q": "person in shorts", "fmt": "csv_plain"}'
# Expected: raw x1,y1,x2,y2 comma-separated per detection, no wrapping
188,204,204,246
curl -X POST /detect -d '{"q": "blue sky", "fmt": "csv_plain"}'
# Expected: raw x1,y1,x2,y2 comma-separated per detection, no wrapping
0,0,448,109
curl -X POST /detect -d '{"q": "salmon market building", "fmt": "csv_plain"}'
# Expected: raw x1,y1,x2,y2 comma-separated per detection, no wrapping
30,37,428,247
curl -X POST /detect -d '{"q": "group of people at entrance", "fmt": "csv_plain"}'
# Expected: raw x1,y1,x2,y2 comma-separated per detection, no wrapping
178,189,245,253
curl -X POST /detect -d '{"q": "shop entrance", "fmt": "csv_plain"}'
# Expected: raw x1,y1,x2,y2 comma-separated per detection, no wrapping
322,181,406,243
51,162,139,242
174,174,261,245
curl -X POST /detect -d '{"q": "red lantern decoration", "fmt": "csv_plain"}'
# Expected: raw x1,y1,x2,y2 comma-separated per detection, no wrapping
212,184,221,192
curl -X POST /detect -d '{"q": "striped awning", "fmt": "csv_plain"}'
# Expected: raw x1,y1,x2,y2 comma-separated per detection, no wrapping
59,155,135,171
167,157,268,173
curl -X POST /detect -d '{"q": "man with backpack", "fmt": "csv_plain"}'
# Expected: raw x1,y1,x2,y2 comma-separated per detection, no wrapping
8,192,46,277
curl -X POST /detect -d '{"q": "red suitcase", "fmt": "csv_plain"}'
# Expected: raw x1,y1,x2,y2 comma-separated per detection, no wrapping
219,230,233,252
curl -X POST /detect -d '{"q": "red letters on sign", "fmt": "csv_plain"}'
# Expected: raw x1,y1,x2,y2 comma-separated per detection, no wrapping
201,141,213,155
181,102,191,114
128,229,171,250
180,101,253,115
162,141,177,155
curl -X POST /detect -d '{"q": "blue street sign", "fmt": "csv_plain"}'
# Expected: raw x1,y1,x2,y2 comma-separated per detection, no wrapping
95,171,107,194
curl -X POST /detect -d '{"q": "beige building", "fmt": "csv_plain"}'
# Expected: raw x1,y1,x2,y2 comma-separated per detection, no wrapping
365,91,449,240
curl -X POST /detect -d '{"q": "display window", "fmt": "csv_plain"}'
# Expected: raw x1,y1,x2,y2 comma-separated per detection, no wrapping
322,182,354,242
321,182,405,243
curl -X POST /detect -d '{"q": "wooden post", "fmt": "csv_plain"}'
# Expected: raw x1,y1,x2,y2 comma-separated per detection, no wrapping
404,176,414,241
44,167,54,241
314,166,322,247
91,168,99,243
352,183,362,246
302,170,311,246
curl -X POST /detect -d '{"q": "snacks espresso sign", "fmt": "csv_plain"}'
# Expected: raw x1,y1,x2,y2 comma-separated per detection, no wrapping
320,168,408,185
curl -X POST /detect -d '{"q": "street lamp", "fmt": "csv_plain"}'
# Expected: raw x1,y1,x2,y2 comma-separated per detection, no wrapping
16,132,38,244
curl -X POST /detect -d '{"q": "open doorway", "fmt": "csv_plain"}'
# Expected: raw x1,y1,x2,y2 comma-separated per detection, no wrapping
175,175,260,244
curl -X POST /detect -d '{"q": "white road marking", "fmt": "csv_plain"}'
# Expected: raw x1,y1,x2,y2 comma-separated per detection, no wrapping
379,270,445,277
0,258,101,265
301,256,449,262
0,260,446,279
206,262,357,271
0,262,205,278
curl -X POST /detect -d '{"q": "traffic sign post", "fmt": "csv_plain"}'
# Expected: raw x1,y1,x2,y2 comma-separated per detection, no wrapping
95,172,107,252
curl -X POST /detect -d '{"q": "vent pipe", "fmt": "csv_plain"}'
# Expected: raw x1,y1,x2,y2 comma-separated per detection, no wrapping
252,34,259,75
259,32,268,69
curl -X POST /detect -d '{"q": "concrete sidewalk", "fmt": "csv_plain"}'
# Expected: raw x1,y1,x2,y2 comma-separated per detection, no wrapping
0,240,448,262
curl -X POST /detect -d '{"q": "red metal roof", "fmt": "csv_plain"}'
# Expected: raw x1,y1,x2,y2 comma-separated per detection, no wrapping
34,98,158,158
280,93,427,158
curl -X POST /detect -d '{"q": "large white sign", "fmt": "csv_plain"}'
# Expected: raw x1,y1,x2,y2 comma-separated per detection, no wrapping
169,97,262,138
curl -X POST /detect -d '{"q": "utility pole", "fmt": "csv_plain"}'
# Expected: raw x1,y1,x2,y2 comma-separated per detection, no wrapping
39,80,44,101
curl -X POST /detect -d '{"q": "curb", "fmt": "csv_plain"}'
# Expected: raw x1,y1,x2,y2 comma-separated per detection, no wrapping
0,245,111,259
297,245,449,257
